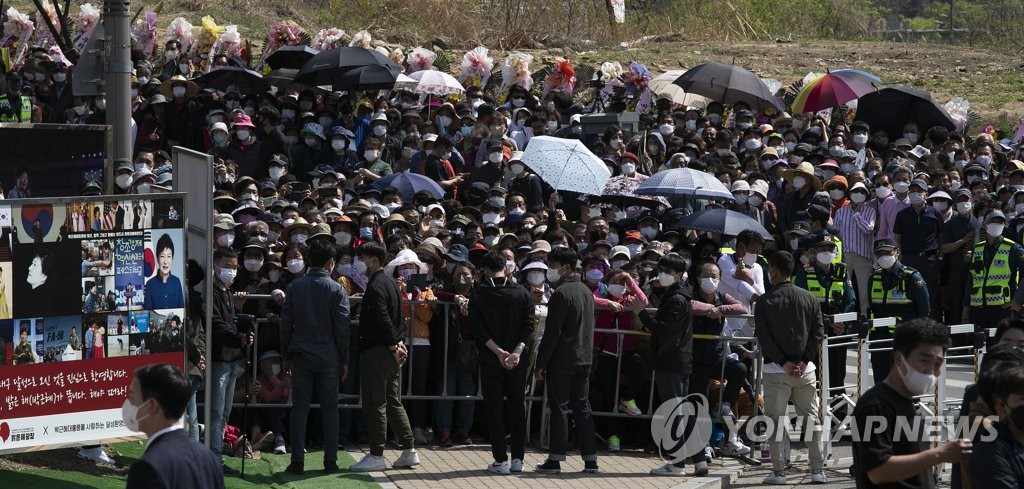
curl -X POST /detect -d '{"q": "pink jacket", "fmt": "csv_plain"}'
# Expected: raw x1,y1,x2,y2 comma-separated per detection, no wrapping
593,276,649,354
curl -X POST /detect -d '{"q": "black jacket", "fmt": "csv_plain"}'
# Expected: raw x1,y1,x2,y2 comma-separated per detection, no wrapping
211,285,244,362
126,429,224,489
639,282,693,374
754,282,822,366
280,268,351,366
536,274,595,371
358,269,403,351
469,276,535,369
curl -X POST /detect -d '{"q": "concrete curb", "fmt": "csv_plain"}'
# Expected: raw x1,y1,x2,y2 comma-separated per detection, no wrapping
669,458,747,489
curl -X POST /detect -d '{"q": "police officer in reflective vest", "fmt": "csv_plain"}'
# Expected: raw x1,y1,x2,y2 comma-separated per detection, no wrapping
968,210,1024,331
795,234,856,396
867,238,930,382
0,72,32,123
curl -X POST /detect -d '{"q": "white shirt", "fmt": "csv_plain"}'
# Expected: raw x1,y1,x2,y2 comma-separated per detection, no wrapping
717,253,765,336
145,424,183,449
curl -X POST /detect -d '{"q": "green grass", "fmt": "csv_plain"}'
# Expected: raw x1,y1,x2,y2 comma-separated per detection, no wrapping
0,442,379,489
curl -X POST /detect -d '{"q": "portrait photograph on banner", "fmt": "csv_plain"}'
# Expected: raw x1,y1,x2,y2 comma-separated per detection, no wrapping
151,197,184,230
142,229,185,310
14,203,69,244
80,238,114,277
147,308,185,354
12,241,81,319
42,315,80,362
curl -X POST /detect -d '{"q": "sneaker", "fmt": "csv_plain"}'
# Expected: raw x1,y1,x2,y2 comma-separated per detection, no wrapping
763,471,787,484
582,461,599,473
535,459,561,474
510,458,524,472
78,447,116,465
720,402,735,419
323,461,338,474
619,398,642,416
392,449,420,468
810,469,828,484
273,442,287,455
720,439,751,456
487,460,511,475
649,463,685,476
284,461,304,475
413,427,428,445
693,460,709,476
438,428,452,447
349,454,388,472
607,435,621,452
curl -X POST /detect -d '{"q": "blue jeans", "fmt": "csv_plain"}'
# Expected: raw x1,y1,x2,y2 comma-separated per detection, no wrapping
435,366,476,433
187,375,203,442
209,361,238,457
289,354,340,464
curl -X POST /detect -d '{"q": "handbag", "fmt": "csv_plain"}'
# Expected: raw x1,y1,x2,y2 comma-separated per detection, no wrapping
455,332,479,372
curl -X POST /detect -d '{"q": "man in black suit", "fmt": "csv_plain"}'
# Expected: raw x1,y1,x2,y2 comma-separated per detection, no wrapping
125,363,225,489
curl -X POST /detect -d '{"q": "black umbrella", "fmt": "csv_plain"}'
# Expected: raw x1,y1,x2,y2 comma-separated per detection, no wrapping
265,45,320,70
264,68,299,89
670,207,771,239
194,66,270,95
294,46,401,90
333,64,402,91
671,62,782,112
853,84,955,138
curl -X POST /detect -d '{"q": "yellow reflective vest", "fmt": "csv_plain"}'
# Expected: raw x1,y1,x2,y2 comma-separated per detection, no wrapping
970,238,1015,307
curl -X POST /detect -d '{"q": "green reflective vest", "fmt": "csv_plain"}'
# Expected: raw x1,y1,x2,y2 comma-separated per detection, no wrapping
0,94,31,122
805,264,847,310
970,238,1015,307
869,267,919,327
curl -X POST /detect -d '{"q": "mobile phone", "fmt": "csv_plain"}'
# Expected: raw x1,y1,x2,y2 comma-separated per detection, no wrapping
407,273,427,293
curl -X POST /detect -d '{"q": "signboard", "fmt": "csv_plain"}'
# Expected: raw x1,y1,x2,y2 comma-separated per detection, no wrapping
0,193,187,454
0,123,111,196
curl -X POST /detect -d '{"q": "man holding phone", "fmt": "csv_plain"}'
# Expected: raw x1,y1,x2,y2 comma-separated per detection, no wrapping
350,242,420,472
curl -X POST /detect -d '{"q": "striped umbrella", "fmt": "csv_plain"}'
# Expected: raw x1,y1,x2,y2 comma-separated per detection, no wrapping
790,69,880,114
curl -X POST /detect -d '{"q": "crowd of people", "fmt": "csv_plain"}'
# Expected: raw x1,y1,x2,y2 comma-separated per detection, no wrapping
7,24,1024,488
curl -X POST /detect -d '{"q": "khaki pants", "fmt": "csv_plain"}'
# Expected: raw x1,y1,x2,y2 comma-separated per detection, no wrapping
361,345,414,456
845,251,874,317
763,371,824,472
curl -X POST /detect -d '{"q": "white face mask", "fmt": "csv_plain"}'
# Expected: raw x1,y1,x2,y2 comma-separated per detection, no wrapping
217,267,237,286
607,284,627,298
742,252,757,266
790,238,800,250
908,192,924,205
816,251,837,265
903,132,919,144
748,195,763,207
700,277,719,295
510,163,525,175
488,151,503,163
545,267,562,283
523,270,544,286
236,130,250,141
658,271,677,287
897,354,936,396
659,124,675,135
792,176,806,190
893,181,910,194
269,167,285,180
732,192,748,205
244,259,264,272
334,231,352,245
332,140,346,151
829,189,845,201
287,259,305,274
987,223,1005,237
217,233,234,248
364,149,380,161
121,398,151,432
172,86,187,98
956,201,972,214
850,193,867,204
876,186,892,199
482,212,500,225
621,163,636,176
877,254,897,269
852,134,869,145
585,268,604,283
829,145,844,157
933,201,949,212
290,233,308,244
116,174,132,189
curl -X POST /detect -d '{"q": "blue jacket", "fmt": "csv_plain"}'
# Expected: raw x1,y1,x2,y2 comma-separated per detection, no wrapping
280,268,351,366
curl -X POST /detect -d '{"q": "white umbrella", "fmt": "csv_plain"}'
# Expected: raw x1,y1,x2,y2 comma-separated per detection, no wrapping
649,69,712,107
393,73,418,90
520,136,611,195
409,69,465,96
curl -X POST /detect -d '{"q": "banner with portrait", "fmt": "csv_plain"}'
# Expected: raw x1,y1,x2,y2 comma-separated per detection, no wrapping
0,193,187,454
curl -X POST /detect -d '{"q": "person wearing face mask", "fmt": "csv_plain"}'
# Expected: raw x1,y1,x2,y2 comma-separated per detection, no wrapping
794,235,856,407
753,250,827,484
208,247,251,474
866,239,930,383
716,230,766,338
157,75,199,150
852,319,971,489
208,121,230,151
967,211,1024,331
354,137,393,183
833,182,877,316
939,189,980,328
507,152,545,208
627,252,707,476
893,179,943,321
778,162,821,234
877,168,913,241
122,363,224,489
968,347,1024,489
534,247,599,474
291,123,327,181
278,239,351,475
687,261,752,456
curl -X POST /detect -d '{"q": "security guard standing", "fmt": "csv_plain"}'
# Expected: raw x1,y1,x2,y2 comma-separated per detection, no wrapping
967,210,1024,331
867,238,930,382
0,72,32,123
795,234,856,396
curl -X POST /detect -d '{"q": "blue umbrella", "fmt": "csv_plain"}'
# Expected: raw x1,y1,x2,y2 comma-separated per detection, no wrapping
372,172,444,201
671,208,771,239
634,168,735,201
